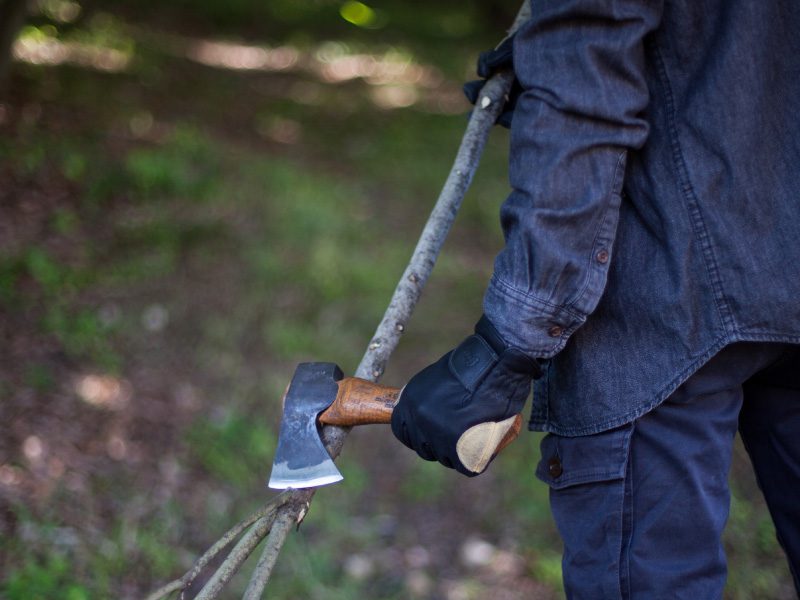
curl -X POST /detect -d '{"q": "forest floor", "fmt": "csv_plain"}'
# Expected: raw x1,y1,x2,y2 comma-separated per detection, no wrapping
0,2,794,599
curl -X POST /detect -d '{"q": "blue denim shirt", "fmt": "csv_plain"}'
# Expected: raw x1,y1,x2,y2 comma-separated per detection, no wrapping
483,0,800,436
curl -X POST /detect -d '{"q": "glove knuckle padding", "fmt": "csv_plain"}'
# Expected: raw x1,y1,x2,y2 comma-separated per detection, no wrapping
456,414,519,474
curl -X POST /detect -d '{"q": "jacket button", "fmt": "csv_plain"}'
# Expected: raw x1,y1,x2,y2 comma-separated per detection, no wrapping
596,249,609,264
548,325,563,338
548,458,563,478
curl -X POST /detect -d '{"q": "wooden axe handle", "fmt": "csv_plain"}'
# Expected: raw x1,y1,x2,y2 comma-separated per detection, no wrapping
319,377,400,426
318,377,522,461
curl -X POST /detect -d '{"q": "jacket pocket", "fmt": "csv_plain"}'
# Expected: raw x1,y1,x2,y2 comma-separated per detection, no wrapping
535,423,634,489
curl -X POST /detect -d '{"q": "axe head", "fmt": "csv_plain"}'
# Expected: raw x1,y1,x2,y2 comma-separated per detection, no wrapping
268,362,344,489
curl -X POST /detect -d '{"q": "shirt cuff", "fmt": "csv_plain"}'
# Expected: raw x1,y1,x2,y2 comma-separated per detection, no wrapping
483,275,587,359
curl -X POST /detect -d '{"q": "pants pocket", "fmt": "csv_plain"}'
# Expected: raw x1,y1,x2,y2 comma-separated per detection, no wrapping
536,424,634,599
536,423,633,488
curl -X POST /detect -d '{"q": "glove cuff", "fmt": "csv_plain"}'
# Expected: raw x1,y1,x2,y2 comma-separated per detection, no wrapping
475,315,543,378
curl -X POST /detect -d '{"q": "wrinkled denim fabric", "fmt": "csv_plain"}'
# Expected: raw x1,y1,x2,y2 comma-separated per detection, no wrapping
482,0,800,435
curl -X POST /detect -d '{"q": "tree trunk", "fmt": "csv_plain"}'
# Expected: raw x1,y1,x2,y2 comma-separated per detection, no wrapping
0,0,28,89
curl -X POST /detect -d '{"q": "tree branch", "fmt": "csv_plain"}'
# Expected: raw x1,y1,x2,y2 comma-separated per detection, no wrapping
241,509,297,599
143,3,531,598
142,492,291,600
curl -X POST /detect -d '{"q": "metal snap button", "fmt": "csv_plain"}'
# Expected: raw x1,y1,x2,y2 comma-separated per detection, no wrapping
548,325,563,338
548,457,563,478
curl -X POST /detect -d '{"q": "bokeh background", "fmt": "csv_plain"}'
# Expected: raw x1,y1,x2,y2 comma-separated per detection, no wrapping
0,1,795,598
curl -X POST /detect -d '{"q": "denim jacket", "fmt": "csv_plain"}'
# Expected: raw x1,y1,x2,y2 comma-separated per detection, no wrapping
483,0,800,435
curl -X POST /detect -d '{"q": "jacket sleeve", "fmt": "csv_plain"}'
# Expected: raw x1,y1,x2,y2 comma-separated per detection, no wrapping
483,0,664,358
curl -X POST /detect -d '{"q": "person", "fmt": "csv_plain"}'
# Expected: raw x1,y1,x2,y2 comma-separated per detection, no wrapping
390,0,800,597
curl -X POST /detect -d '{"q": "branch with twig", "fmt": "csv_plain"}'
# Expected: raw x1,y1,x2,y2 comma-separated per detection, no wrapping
143,3,530,598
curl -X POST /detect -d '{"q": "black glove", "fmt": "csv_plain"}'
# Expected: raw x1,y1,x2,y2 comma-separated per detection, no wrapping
391,315,542,477
463,34,522,128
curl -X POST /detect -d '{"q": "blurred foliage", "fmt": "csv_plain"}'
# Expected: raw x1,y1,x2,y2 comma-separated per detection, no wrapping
3,554,90,600
186,412,276,489
124,125,219,200
0,0,795,598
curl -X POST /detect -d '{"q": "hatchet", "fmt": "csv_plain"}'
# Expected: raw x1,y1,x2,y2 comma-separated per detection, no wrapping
268,362,523,489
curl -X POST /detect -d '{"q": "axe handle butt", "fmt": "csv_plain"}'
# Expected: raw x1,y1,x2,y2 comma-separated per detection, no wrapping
319,377,400,427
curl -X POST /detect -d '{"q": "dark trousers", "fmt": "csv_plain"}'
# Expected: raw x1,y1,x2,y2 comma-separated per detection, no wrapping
536,343,800,599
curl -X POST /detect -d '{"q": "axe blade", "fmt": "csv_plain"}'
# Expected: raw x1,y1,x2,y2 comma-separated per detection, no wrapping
268,362,345,489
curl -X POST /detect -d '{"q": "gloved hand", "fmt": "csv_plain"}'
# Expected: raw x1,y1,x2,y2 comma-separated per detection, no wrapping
391,315,542,476
463,34,522,128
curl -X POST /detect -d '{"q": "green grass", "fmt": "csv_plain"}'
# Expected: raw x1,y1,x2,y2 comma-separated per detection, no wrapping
124,125,220,200
186,412,277,490
3,554,91,600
